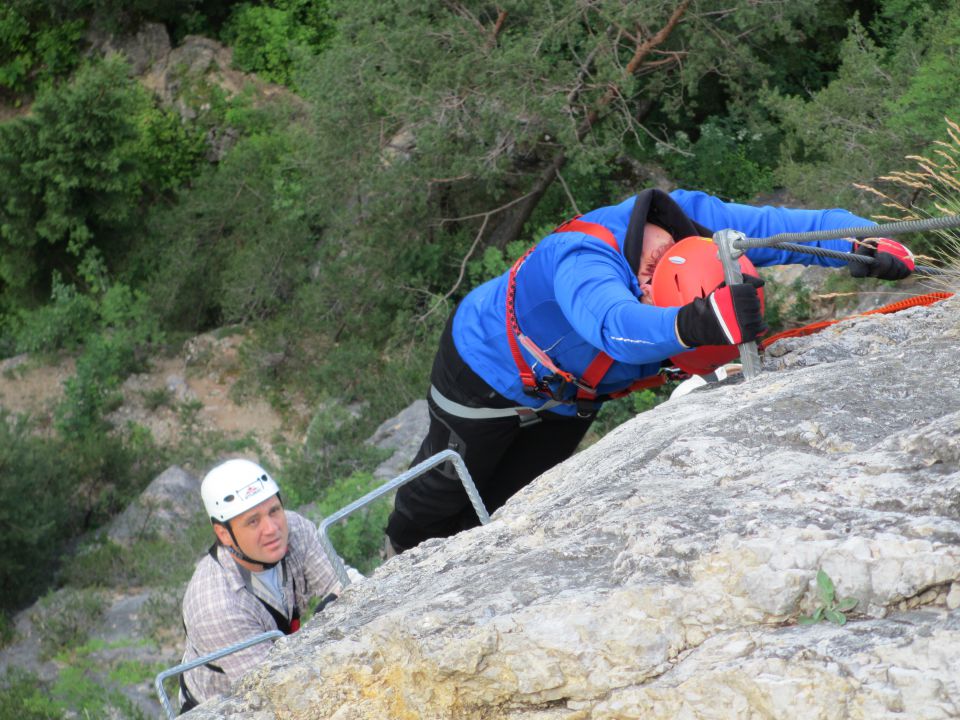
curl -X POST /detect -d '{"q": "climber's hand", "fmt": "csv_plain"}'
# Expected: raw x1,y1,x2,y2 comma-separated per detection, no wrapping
676,275,767,347
848,237,915,280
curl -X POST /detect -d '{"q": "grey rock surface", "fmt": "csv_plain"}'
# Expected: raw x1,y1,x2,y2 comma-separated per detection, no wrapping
186,295,960,719
367,398,429,480
107,465,203,543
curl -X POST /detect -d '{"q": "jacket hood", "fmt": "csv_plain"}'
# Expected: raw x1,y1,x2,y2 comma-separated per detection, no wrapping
623,189,713,275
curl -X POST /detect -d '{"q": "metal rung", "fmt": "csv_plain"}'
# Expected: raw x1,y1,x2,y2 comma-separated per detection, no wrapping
155,629,283,718
318,449,489,588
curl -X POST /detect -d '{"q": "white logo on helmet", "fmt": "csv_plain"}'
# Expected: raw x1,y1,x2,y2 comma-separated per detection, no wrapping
227,476,269,505
668,256,686,265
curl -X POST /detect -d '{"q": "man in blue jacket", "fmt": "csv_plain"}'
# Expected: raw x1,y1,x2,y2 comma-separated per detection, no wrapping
385,189,914,553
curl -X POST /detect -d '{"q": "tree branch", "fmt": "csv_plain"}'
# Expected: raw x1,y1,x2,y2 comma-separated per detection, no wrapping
486,9,508,51
576,0,693,141
488,0,693,249
419,189,539,322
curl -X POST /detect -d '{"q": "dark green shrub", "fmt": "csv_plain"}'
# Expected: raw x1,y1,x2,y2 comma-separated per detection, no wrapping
223,0,335,87
140,124,314,332
0,2,86,96
0,57,145,305
0,412,76,611
12,273,98,354
0,55,205,312
54,283,162,440
659,117,775,202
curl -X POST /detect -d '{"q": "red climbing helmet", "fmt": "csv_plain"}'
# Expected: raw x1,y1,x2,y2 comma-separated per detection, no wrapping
649,236,765,375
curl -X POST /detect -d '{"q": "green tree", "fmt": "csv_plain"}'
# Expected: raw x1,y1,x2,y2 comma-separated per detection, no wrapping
223,0,336,87
768,2,960,213
0,55,205,318
0,57,145,306
291,0,871,337
0,1,86,96
140,119,315,331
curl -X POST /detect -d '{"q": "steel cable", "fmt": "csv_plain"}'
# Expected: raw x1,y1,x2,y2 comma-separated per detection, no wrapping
731,214,960,276
768,242,947,275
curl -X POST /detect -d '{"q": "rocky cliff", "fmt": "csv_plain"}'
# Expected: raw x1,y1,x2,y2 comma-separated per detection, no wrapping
188,295,960,720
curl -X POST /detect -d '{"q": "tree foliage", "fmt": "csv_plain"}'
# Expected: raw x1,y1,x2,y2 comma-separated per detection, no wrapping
0,56,205,314
223,0,336,87
769,1,960,212
0,1,86,97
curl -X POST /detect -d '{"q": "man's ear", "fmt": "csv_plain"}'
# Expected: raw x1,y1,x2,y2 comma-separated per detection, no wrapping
212,522,233,546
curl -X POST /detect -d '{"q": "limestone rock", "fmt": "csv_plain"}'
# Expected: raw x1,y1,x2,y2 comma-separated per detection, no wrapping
107,465,203,543
367,399,429,480
187,296,960,719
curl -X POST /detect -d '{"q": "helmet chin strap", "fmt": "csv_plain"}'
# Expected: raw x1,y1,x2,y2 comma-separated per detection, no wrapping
223,522,283,570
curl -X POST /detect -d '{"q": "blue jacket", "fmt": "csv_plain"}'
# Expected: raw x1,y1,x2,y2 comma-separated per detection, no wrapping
452,189,870,415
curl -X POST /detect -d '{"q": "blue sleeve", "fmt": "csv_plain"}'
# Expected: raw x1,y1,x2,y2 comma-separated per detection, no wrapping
553,238,686,364
669,189,873,268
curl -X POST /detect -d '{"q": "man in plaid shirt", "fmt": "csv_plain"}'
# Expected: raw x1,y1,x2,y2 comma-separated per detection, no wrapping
179,459,342,712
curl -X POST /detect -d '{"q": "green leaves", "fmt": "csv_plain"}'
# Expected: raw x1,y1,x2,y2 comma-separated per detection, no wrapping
223,0,336,87
798,569,859,626
0,2,86,95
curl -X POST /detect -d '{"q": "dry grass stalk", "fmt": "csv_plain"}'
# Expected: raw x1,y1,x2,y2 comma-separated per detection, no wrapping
854,117,960,292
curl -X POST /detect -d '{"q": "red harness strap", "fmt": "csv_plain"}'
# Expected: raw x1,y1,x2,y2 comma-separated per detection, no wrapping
506,217,670,410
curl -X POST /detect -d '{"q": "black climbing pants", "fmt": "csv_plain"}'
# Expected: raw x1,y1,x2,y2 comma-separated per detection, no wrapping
385,314,595,551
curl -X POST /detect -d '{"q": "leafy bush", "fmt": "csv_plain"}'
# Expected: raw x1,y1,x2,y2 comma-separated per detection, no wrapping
0,413,77,611
313,472,392,575
0,2,86,96
0,668,57,720
223,0,336,87
140,124,314,332
0,55,206,313
659,117,775,202
54,283,163,440
0,57,145,304
133,104,207,197
11,273,98,354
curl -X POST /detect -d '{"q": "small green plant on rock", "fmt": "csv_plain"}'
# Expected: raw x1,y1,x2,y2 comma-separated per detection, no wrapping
799,569,858,626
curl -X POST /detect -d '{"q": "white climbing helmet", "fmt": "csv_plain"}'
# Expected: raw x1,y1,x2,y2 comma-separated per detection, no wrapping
201,459,280,523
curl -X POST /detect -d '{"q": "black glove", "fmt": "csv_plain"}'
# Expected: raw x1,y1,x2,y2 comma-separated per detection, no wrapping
676,275,767,347
314,593,338,612
848,238,915,280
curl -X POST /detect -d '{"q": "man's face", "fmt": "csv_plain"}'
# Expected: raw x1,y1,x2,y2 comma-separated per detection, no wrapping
215,495,289,567
638,223,674,304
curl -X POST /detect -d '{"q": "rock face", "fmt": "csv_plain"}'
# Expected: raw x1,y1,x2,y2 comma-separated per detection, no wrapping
107,465,202,543
367,399,429,480
188,297,960,719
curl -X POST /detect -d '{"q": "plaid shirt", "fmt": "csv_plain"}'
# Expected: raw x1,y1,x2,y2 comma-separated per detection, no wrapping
180,511,341,705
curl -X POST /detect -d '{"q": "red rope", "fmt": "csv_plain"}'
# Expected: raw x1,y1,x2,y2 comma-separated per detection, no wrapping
759,292,954,350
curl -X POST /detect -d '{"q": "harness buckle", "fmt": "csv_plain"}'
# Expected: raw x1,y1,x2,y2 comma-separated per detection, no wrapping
515,407,542,427
575,398,601,418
